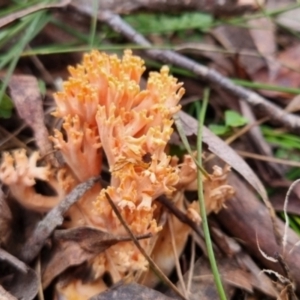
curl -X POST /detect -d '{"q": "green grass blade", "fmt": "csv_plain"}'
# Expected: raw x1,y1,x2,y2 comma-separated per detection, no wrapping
231,79,300,95
197,88,227,300
173,113,209,178
0,11,51,106
89,0,99,48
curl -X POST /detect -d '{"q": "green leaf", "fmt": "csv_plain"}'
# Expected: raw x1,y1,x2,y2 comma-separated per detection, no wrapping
208,124,230,135
183,12,213,29
38,79,46,96
0,93,14,119
0,109,12,118
275,148,300,162
225,110,248,127
0,93,14,110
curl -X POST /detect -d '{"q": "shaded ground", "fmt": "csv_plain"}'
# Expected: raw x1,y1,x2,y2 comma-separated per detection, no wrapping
1,1,300,299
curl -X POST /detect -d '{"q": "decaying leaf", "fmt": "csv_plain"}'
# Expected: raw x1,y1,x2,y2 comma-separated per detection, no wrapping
276,6,300,33
217,173,300,292
210,227,278,297
0,188,12,247
8,75,58,167
254,44,300,98
211,25,266,77
167,257,244,300
0,285,17,300
239,253,278,297
177,111,268,202
167,253,277,300
248,17,277,76
89,282,174,300
0,248,38,300
42,227,151,288
271,192,300,215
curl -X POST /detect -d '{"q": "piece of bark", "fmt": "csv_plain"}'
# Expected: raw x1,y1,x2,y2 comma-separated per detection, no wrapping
217,173,300,295
42,227,151,288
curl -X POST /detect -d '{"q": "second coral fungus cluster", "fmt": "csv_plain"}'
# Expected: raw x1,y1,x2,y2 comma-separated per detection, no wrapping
0,50,234,299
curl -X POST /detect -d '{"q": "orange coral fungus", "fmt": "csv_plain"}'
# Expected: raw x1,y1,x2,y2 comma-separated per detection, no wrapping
50,50,186,291
51,50,184,235
0,50,234,299
0,150,75,212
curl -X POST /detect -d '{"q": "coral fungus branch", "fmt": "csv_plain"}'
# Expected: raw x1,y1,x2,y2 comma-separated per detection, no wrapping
105,193,187,300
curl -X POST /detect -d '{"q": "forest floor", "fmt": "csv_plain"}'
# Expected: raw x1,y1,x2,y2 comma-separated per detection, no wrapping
2,1,300,299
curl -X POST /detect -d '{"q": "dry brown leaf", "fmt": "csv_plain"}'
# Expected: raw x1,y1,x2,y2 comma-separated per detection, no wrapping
276,7,300,32
0,285,17,300
248,18,276,61
254,44,300,98
169,254,277,299
0,188,12,247
217,173,300,294
248,17,280,83
238,253,278,297
167,257,250,300
212,25,266,76
177,111,268,202
210,227,278,297
8,75,58,167
89,283,173,300
285,94,300,113
0,248,38,300
42,227,151,288
239,100,284,175
271,192,300,215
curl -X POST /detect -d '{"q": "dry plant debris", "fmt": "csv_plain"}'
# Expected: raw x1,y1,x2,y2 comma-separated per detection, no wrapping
2,0,300,299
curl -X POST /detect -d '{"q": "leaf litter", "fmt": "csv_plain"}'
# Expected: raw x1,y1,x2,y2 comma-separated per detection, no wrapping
2,0,300,299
